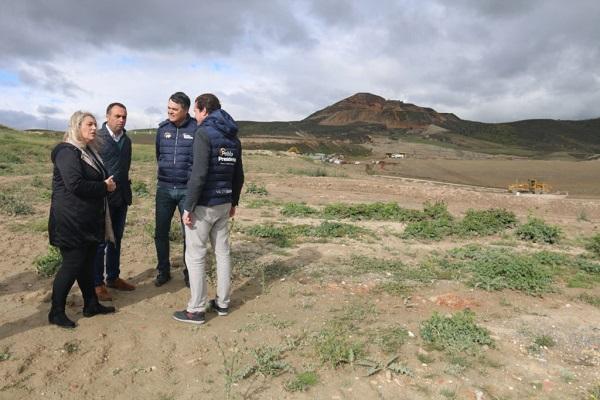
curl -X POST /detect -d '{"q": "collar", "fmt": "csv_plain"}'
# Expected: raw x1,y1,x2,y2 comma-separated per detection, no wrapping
106,124,123,142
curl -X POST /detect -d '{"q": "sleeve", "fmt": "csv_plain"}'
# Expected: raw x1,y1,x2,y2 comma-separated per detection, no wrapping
55,147,107,198
231,142,244,207
183,129,210,211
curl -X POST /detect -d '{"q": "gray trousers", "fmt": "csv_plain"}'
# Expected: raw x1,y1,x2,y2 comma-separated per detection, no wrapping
185,203,232,313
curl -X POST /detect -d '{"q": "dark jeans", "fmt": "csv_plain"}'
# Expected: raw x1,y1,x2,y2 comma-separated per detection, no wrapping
51,243,98,311
155,186,187,275
94,203,128,286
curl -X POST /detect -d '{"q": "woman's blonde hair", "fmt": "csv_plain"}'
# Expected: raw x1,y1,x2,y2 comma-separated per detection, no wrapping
63,111,101,150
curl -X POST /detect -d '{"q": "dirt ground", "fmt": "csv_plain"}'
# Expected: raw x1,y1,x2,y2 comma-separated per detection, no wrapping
1,152,599,400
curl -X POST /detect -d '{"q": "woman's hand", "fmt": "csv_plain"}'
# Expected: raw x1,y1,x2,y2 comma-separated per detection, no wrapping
105,176,116,192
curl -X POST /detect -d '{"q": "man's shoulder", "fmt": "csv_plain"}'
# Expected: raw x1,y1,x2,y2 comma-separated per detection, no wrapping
158,119,171,129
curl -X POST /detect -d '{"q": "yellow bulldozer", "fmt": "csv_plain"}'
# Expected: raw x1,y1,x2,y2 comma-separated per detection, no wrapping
508,179,551,194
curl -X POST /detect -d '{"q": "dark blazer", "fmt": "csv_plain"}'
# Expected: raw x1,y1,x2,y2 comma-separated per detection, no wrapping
49,143,108,248
97,123,132,208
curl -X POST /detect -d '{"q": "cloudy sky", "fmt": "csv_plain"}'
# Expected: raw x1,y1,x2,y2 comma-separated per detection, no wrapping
1,0,599,130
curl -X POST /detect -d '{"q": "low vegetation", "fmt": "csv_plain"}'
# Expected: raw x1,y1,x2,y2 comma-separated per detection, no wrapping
244,221,370,247
420,310,494,354
34,246,62,277
0,192,34,216
515,216,562,244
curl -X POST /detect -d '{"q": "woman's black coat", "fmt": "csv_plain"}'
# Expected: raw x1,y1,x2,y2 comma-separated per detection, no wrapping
49,142,108,248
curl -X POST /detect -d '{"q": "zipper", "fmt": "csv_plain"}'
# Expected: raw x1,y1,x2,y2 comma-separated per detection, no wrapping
174,126,179,165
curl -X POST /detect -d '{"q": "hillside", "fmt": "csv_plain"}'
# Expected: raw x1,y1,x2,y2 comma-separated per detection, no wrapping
240,93,600,156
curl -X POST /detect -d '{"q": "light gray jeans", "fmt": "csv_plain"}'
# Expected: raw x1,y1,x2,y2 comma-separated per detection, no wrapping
185,203,232,313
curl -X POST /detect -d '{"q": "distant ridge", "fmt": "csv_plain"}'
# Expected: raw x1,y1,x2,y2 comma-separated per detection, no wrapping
304,92,460,128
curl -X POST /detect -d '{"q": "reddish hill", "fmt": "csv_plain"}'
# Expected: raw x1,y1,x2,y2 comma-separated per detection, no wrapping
304,92,460,128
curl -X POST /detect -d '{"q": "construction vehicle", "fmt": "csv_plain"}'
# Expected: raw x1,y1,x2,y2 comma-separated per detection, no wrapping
508,179,551,194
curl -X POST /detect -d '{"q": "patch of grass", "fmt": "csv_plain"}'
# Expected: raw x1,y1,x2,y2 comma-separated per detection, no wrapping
245,221,370,247
567,271,596,288
250,346,289,377
371,326,409,354
578,292,600,307
0,347,10,362
34,246,62,277
63,340,80,354
280,202,318,217
515,217,562,244
285,371,318,392
131,180,149,197
420,310,494,354
313,323,364,368
245,224,291,247
585,385,600,400
586,234,600,257
0,192,34,216
454,208,516,237
442,245,555,295
245,182,269,196
402,217,454,241
574,257,600,274
416,351,435,364
321,201,423,222
244,198,280,208
532,335,556,349
440,388,457,399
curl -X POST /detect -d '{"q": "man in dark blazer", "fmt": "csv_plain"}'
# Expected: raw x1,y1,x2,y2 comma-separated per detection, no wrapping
93,102,135,301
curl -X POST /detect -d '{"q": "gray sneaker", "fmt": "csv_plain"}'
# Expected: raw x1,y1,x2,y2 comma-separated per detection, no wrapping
209,299,229,316
172,310,205,325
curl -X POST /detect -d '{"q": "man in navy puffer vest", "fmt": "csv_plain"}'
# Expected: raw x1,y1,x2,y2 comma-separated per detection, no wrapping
154,92,197,287
173,93,244,325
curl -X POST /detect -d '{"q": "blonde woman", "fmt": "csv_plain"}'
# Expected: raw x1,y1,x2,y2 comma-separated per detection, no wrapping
48,111,117,328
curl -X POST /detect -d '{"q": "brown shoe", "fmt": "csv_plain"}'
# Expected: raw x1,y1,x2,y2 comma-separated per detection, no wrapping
95,285,113,301
107,277,136,291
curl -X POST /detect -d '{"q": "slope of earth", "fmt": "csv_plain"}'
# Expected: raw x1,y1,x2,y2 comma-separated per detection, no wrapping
1,145,600,400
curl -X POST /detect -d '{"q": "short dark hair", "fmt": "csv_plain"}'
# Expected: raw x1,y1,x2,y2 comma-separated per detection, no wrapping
169,92,191,110
195,93,221,114
106,102,126,115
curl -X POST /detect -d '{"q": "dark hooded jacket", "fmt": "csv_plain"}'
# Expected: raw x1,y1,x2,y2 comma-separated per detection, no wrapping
183,109,244,211
49,143,108,248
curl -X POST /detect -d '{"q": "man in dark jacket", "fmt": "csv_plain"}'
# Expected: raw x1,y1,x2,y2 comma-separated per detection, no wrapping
173,93,244,325
93,103,135,301
154,92,197,286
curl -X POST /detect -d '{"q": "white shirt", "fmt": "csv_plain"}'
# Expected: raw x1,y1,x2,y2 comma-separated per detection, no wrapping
106,125,123,143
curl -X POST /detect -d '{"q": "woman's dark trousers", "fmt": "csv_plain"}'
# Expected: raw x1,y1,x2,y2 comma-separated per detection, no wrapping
50,242,99,314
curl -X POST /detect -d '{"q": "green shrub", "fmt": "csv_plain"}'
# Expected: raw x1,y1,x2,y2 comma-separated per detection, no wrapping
245,224,291,247
321,202,422,222
34,246,62,277
515,217,562,244
402,217,454,241
131,180,149,197
420,310,494,353
422,201,453,220
314,323,364,368
281,202,318,217
444,246,555,295
310,221,367,238
586,234,600,257
285,371,318,392
0,192,34,216
245,182,269,196
455,208,516,237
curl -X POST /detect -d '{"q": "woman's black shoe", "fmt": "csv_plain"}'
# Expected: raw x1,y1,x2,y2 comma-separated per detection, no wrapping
83,303,116,317
48,311,76,328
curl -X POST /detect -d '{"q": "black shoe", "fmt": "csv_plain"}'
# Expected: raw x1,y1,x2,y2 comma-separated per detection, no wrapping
48,311,76,328
154,273,171,287
83,303,116,317
209,299,229,316
172,310,205,325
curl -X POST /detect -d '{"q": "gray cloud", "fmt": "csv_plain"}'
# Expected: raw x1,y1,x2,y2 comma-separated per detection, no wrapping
0,109,65,131
0,0,599,126
18,63,82,97
37,105,61,115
